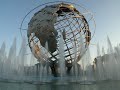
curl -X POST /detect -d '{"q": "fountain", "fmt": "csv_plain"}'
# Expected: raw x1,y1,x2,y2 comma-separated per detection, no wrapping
93,37,120,81
0,36,120,84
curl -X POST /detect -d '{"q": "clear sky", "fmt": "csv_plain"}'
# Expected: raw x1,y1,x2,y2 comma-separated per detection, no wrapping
0,0,120,58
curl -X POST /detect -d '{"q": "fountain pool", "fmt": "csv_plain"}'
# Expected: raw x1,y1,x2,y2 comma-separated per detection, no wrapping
0,37,120,90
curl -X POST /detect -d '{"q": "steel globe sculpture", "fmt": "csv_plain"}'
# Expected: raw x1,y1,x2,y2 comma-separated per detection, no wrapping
25,2,93,76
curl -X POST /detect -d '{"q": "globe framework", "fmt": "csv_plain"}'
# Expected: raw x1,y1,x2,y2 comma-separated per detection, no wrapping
27,2,91,76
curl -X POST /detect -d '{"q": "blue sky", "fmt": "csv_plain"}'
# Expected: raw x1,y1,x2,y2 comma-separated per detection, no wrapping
0,0,120,58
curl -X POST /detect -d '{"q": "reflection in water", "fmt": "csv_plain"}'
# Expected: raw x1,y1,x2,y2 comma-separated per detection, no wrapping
0,81,120,90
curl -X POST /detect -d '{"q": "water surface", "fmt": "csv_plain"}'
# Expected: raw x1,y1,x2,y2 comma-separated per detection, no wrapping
0,80,120,90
